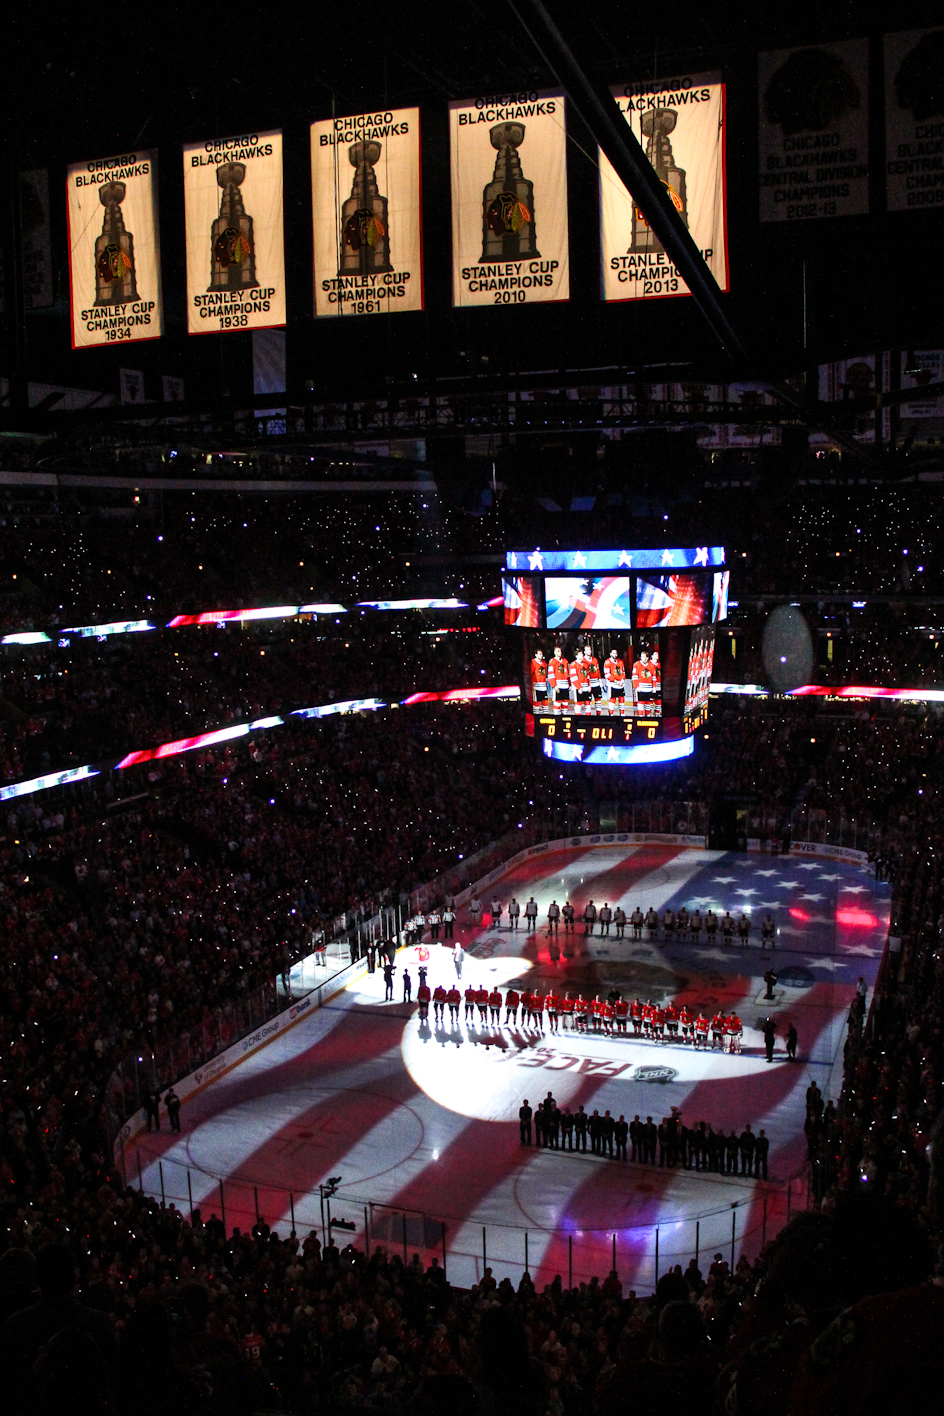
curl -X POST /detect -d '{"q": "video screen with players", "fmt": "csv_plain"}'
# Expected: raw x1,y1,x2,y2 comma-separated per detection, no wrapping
504,547,723,762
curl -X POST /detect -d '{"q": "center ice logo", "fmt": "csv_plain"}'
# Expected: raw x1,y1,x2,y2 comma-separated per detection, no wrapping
634,1064,678,1084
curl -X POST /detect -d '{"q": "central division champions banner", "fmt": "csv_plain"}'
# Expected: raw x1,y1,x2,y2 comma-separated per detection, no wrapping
758,39,869,222
884,28,944,213
449,90,570,308
311,107,423,317
66,150,163,349
182,130,286,335
599,72,727,302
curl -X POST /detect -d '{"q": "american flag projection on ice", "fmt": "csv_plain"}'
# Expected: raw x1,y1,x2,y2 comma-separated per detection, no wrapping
544,576,632,630
635,572,711,628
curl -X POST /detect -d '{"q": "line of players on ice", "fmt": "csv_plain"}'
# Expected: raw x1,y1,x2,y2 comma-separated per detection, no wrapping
457,896,778,947
530,640,712,716
411,979,746,1053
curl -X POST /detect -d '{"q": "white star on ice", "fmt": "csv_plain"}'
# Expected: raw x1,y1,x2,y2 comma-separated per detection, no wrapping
840,885,869,894
571,550,587,568
757,901,780,909
712,876,736,883
528,550,544,571
662,548,674,565
694,948,730,962
618,550,633,567
735,888,758,896
800,893,826,902
754,870,779,877
839,944,882,957
694,546,709,566
805,956,847,973
818,873,842,881
775,880,801,888
797,864,820,871
508,552,518,568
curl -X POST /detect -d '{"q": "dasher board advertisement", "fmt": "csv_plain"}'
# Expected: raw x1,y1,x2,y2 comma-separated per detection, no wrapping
183,130,285,335
449,89,570,308
884,28,944,212
599,72,728,302
758,39,869,222
66,150,163,349
311,106,423,317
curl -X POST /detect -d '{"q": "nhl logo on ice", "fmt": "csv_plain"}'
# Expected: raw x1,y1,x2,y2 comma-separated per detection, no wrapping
634,1064,677,1084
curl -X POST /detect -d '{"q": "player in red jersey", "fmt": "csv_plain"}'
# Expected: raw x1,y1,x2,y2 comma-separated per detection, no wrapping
650,649,661,695
574,995,589,1032
417,981,431,1021
679,1005,693,1042
570,650,592,714
548,646,570,713
464,983,476,1022
630,998,643,1035
488,987,502,1025
504,987,520,1025
710,1012,725,1049
546,990,560,1032
531,992,545,1030
603,998,616,1035
664,1001,679,1041
530,648,548,707
632,651,656,713
519,988,532,1026
446,984,460,1022
589,995,602,1032
614,996,629,1033
433,983,447,1023
726,1013,742,1053
643,1001,656,1039
694,1013,709,1048
476,985,489,1024
604,648,626,715
560,993,575,1029
584,641,603,715
654,1003,666,1041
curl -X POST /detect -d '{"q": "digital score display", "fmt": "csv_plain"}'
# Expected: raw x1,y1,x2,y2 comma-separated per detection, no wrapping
506,546,723,766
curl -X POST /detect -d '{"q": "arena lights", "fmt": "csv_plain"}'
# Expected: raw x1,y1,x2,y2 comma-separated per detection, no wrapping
166,607,298,627
711,683,944,703
297,603,348,615
401,686,520,705
506,547,725,572
60,619,155,639
291,698,386,720
0,764,100,803
542,737,695,765
477,596,504,611
1,631,52,645
356,598,468,611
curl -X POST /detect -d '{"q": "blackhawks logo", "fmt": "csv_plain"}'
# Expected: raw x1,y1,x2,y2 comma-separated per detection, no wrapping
486,190,531,237
214,227,252,267
97,244,132,281
343,208,386,251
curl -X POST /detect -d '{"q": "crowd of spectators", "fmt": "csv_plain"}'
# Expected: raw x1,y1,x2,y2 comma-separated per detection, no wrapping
3,485,944,1410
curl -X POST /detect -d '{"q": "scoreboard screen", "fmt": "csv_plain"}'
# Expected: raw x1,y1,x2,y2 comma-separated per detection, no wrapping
504,547,724,765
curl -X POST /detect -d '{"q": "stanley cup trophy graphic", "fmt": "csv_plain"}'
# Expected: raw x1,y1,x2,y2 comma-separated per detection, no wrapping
208,162,257,292
631,107,688,252
480,121,540,263
340,141,392,277
94,181,139,306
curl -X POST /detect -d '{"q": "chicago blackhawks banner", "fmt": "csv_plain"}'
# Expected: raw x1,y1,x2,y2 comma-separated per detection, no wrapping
884,28,944,212
183,130,285,335
758,39,869,222
599,72,727,302
311,106,422,317
66,149,163,349
449,89,570,308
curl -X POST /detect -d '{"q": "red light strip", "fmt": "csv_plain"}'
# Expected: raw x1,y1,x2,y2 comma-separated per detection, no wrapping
400,685,521,706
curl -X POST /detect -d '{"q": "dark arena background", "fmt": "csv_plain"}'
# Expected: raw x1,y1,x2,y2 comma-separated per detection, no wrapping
1,2,944,1412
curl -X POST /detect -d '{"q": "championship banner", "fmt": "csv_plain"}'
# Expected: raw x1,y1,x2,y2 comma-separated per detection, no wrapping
66,149,163,349
311,107,422,317
884,28,944,212
183,130,285,335
449,89,569,308
758,39,869,222
599,73,727,302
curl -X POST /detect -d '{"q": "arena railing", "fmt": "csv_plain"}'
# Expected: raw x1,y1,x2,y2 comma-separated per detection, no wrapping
122,1153,811,1297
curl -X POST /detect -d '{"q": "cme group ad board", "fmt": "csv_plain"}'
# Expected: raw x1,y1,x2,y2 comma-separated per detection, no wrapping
182,130,286,335
449,90,570,308
310,107,423,317
66,150,163,349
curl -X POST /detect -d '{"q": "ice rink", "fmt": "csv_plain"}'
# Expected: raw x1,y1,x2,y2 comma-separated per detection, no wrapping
129,843,888,1291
